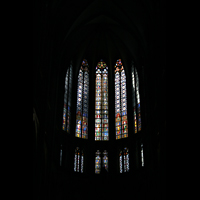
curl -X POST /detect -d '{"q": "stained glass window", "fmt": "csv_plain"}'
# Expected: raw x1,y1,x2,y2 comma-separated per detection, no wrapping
95,150,101,174
132,63,141,133
75,59,89,139
81,152,84,173
124,148,129,172
119,147,129,173
103,150,108,172
95,150,108,174
62,63,73,132
95,60,109,141
141,143,144,167
115,59,128,139
74,147,84,173
119,151,123,173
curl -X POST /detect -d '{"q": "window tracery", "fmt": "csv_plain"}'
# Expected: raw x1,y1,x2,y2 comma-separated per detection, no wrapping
95,60,109,141
115,59,128,139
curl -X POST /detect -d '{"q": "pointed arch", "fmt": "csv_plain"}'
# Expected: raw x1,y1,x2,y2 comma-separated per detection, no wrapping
75,59,89,139
115,59,128,139
132,63,141,133
95,60,109,141
62,63,73,132
119,147,129,173
74,147,84,173
95,150,108,174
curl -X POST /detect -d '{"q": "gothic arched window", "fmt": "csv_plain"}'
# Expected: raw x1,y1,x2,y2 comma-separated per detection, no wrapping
103,150,109,172
119,147,129,173
132,63,141,133
75,59,89,139
95,150,108,174
95,150,101,174
95,60,109,141
115,59,128,139
62,63,73,132
74,147,84,173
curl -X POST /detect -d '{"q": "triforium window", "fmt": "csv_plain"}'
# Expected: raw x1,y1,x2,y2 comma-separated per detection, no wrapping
132,63,141,133
74,147,84,173
95,150,101,174
75,59,89,139
119,147,129,173
95,60,109,141
115,59,128,139
62,63,73,132
60,145,63,166
103,150,109,172
141,143,144,167
95,150,108,174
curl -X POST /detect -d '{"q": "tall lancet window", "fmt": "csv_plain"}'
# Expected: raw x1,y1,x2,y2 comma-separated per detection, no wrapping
95,60,109,141
62,63,73,132
132,63,141,133
75,59,89,139
115,59,128,140
95,150,101,174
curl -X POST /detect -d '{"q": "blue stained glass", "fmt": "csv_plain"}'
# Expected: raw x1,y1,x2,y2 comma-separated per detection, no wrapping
95,110,101,114
116,122,121,126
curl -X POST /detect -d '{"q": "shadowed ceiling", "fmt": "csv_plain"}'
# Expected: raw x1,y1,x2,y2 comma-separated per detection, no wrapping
35,0,162,70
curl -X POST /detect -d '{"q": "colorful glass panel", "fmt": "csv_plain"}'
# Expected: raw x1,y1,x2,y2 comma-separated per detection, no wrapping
115,59,128,139
103,150,108,172
95,60,109,141
95,150,101,174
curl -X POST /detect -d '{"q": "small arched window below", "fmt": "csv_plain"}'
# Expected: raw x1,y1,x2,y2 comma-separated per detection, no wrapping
119,148,129,173
95,150,108,174
74,147,84,173
141,143,144,167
